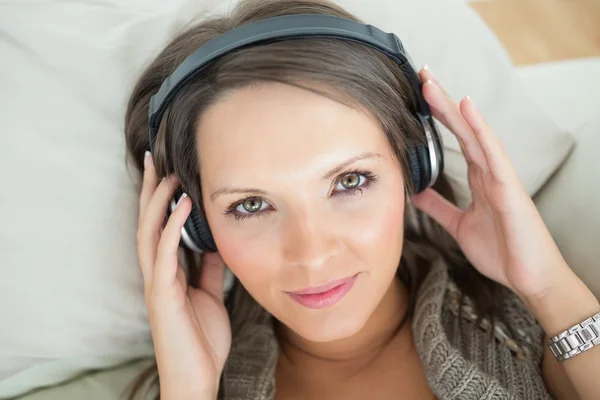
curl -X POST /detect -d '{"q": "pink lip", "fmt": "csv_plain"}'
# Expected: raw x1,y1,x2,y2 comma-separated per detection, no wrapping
287,274,358,309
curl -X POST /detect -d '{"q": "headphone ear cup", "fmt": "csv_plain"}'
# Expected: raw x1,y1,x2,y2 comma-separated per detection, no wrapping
170,189,217,253
409,113,444,194
413,143,431,194
186,203,217,252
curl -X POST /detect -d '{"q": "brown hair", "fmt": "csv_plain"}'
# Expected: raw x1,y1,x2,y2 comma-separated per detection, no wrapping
123,0,504,398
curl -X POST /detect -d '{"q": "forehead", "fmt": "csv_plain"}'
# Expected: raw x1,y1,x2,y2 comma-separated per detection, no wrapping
196,82,391,181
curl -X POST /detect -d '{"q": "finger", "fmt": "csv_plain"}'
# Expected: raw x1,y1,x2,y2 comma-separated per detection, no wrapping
137,151,159,284
418,68,488,171
200,252,226,302
154,193,192,290
418,67,458,130
460,96,518,184
137,174,180,285
419,65,444,94
139,151,158,224
411,188,462,240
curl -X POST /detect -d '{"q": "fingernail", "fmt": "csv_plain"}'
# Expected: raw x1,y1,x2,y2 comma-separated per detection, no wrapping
144,151,151,169
423,64,435,77
175,192,188,209
466,95,472,102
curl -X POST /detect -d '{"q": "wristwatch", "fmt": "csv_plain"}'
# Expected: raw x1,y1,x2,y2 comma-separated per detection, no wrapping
548,311,600,361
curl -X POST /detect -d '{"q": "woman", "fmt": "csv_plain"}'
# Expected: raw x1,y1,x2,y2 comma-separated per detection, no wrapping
124,0,600,399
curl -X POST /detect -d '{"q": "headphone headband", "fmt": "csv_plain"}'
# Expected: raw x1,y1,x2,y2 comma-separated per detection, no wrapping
148,14,431,150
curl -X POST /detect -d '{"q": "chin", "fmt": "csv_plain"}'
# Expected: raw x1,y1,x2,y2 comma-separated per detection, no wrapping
284,301,371,343
290,319,367,343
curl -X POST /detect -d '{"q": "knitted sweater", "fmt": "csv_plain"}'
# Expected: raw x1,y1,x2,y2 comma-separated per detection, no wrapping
218,256,553,399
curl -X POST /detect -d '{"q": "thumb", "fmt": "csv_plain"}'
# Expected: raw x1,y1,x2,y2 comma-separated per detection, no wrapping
411,188,462,240
200,252,226,301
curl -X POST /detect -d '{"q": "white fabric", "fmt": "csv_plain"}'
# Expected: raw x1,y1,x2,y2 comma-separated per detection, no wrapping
0,0,574,398
15,359,156,400
533,118,600,299
516,57,600,140
516,59,600,299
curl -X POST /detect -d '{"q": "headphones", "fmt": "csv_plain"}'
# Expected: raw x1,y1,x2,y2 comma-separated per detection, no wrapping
148,14,444,254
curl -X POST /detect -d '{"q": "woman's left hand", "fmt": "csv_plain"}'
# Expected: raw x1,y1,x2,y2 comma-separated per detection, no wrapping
412,66,570,302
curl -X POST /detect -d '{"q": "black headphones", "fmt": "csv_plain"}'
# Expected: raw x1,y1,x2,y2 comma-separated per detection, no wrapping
148,14,444,254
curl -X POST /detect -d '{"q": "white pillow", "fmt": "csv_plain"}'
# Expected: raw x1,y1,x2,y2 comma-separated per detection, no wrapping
15,359,156,400
0,0,574,398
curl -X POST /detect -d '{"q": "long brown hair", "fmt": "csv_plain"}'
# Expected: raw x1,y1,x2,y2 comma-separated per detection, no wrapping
123,0,504,398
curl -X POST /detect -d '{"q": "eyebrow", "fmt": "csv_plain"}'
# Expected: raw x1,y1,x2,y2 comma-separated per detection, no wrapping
209,187,269,202
321,152,382,180
209,151,382,202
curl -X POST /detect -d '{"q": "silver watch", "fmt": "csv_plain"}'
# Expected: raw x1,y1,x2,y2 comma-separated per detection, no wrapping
548,311,600,361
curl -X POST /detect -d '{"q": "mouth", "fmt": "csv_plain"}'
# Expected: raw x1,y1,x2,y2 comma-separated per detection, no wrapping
286,273,359,309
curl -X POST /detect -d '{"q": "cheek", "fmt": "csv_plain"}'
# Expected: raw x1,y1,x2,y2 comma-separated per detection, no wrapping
210,226,280,304
345,180,406,268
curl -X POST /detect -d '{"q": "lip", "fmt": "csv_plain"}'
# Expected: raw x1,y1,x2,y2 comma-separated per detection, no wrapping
287,273,358,309
290,274,357,295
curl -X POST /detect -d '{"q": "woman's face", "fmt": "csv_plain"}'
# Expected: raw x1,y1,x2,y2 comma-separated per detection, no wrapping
197,82,406,342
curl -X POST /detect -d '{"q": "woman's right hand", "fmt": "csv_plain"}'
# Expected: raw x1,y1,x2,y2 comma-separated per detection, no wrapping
137,151,232,399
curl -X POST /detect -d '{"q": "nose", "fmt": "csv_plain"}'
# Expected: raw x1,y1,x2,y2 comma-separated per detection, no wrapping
282,208,339,271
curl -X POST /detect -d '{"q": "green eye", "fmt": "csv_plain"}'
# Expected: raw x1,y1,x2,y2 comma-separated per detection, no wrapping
226,196,270,221
340,173,361,189
241,197,263,213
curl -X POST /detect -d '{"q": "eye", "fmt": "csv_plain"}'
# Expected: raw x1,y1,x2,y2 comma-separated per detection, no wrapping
333,170,376,195
336,172,364,190
224,196,271,221
238,197,266,214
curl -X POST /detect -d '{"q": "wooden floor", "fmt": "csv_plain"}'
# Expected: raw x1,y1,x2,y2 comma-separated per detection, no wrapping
469,0,600,65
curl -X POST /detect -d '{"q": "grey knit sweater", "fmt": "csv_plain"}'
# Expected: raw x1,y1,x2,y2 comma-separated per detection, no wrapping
218,256,553,399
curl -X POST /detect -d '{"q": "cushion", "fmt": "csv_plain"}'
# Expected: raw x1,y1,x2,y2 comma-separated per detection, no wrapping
15,359,156,400
516,58,600,140
0,0,574,398
533,118,600,299
516,59,600,299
